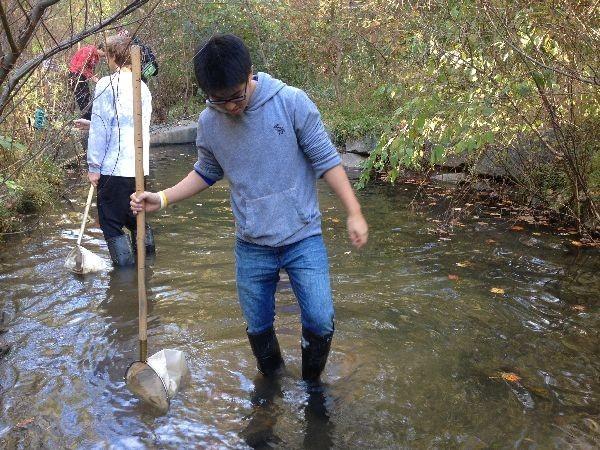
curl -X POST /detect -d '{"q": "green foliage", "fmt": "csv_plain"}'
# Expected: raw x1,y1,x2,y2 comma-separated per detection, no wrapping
591,151,600,192
151,0,398,121
0,135,27,152
352,1,599,227
14,157,62,214
0,0,598,233
321,101,390,147
0,134,63,234
166,96,206,123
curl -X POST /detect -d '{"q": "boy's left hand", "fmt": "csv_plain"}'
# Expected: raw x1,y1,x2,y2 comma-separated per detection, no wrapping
348,212,368,248
73,118,91,130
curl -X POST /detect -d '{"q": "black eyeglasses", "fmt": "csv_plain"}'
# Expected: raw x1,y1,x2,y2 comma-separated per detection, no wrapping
207,81,248,105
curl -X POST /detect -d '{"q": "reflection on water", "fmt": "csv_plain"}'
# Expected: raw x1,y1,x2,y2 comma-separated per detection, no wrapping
0,145,598,448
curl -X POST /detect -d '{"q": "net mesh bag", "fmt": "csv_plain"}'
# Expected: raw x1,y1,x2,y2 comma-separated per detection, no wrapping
147,349,189,398
65,245,107,274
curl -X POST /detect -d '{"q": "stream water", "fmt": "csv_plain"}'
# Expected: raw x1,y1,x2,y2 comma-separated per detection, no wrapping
0,145,598,448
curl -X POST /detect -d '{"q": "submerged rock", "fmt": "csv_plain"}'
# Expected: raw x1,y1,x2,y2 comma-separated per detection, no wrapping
0,311,9,360
431,173,468,184
0,344,9,360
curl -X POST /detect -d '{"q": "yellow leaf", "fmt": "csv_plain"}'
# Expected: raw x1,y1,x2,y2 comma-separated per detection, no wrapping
490,287,505,294
500,372,521,383
16,417,34,428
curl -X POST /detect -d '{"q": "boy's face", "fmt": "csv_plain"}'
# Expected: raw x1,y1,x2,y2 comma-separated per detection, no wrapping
207,73,253,116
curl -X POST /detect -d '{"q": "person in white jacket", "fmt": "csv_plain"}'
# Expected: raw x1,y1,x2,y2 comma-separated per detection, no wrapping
86,34,153,266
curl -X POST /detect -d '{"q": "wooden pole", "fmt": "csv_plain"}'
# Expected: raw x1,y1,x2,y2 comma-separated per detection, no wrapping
131,45,147,362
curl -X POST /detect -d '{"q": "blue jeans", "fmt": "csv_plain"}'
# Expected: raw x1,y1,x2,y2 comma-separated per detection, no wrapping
235,234,334,336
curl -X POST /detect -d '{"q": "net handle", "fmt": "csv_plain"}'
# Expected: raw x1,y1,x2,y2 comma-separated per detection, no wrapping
132,45,148,361
77,184,95,247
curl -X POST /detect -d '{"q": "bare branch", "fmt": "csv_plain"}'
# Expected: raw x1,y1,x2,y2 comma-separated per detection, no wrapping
0,1,19,54
0,0,60,86
0,0,153,120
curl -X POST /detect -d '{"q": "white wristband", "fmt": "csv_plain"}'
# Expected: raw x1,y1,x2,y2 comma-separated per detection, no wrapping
158,190,168,210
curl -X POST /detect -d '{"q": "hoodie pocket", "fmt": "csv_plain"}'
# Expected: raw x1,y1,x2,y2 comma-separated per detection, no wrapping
244,187,309,241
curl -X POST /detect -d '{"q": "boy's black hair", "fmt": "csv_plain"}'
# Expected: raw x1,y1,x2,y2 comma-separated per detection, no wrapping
193,34,252,95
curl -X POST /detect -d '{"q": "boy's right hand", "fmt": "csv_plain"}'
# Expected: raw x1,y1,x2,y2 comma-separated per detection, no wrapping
130,191,161,214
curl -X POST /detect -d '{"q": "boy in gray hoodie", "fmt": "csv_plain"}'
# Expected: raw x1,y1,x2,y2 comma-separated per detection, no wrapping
131,34,368,383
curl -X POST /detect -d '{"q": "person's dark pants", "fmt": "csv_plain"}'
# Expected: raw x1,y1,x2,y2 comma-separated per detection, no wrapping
68,71,92,120
97,175,137,239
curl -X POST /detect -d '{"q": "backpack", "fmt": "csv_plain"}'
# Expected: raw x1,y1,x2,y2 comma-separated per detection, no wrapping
132,37,158,79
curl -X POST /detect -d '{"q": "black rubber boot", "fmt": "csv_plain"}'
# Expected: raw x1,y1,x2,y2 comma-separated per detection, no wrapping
131,224,156,254
106,234,135,266
247,327,285,377
301,327,333,383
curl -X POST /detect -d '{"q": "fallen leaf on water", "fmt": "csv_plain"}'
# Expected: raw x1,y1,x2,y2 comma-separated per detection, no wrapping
570,240,583,247
15,418,34,428
500,372,521,383
572,305,586,312
510,225,524,231
448,274,459,281
456,261,471,267
490,287,505,294
485,239,496,244
532,232,541,236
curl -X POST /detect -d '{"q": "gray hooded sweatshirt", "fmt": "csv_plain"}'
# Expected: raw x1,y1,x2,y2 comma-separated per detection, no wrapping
194,72,341,247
